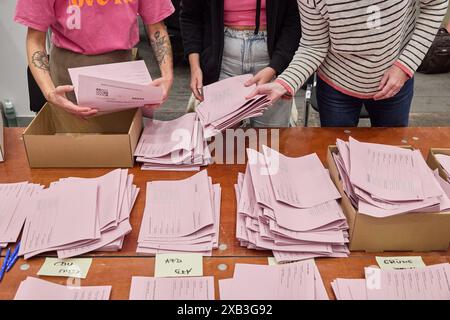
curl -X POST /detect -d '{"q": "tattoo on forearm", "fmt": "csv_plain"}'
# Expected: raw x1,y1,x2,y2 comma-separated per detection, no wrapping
150,31,172,66
32,51,50,72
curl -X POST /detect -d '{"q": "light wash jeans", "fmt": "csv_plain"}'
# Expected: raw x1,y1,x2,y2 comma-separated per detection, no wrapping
220,27,292,128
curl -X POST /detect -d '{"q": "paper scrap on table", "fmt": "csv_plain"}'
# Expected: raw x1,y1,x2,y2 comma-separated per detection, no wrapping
37,258,93,279
267,257,278,266
375,256,426,270
154,253,203,278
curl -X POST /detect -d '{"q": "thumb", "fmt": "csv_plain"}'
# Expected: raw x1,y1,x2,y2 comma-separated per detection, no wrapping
378,72,389,90
245,76,258,87
55,85,75,94
246,87,260,100
151,78,164,86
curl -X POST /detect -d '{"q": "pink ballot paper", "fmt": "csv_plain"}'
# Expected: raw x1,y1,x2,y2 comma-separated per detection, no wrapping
234,147,349,263
68,61,163,114
129,276,215,300
14,277,111,300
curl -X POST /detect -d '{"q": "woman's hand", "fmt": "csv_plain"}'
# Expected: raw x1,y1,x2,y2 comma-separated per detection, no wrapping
190,67,204,101
246,81,288,104
143,77,173,116
245,67,277,86
373,65,410,100
46,85,97,117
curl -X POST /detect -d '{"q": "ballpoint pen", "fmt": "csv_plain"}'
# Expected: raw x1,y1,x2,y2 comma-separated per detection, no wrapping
0,248,11,282
6,242,21,272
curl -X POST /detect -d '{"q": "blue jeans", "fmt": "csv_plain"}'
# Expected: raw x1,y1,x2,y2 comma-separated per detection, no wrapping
220,27,292,128
317,76,414,127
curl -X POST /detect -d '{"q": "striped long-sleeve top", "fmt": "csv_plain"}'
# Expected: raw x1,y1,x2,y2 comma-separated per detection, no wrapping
277,0,449,98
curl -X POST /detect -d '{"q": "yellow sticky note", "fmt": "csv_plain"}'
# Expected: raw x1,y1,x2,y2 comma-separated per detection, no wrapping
375,256,426,270
154,253,203,278
37,258,93,279
267,257,278,265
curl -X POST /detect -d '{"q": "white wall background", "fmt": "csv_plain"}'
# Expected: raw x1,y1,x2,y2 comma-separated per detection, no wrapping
0,0,33,117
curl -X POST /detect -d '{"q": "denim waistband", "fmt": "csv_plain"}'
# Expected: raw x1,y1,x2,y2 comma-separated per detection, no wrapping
224,27,267,40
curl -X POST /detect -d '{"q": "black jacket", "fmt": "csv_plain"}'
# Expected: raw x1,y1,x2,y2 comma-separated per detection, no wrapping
180,0,301,86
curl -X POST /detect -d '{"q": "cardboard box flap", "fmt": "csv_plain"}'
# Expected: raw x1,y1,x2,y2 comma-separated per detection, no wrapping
427,148,450,181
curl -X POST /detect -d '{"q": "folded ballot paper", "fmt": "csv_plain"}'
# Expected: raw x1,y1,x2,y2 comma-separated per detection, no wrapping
18,169,139,259
69,60,163,114
137,170,221,256
436,154,450,180
14,277,111,300
332,263,450,300
135,113,212,171
219,260,329,300
0,182,43,248
332,137,450,217
129,276,215,300
196,74,271,139
235,147,349,263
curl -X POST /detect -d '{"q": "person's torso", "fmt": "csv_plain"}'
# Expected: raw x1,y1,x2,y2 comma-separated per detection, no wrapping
51,0,140,55
223,0,267,26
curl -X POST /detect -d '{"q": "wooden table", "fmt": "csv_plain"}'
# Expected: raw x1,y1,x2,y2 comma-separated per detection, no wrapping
1,127,450,299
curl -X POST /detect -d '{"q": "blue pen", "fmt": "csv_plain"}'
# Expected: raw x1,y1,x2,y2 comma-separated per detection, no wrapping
6,243,21,272
0,248,11,282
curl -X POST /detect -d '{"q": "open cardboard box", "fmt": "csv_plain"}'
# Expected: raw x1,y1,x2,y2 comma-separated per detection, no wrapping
327,145,450,252
23,103,142,168
0,113,4,162
427,148,450,181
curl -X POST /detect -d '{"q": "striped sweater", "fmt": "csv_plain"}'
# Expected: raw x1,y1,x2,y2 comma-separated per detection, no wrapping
277,0,449,98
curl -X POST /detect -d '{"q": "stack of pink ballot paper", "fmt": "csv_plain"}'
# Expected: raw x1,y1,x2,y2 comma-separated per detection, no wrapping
137,170,221,256
19,169,139,259
219,260,329,300
196,74,271,139
332,137,450,217
14,277,111,300
0,182,43,249
235,146,349,263
435,154,450,181
332,263,450,300
129,276,215,300
135,113,212,171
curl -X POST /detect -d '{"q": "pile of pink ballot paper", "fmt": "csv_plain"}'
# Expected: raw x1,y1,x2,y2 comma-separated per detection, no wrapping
135,113,212,171
333,137,450,217
436,154,450,180
0,182,43,249
18,169,139,259
219,260,329,300
235,146,349,263
14,277,111,300
332,263,450,300
137,170,221,256
129,276,215,300
196,74,271,139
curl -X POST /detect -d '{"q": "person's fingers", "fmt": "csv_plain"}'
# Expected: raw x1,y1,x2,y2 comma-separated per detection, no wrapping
378,72,390,90
144,104,160,110
55,85,75,94
246,87,260,100
245,76,259,87
373,82,394,100
151,78,164,86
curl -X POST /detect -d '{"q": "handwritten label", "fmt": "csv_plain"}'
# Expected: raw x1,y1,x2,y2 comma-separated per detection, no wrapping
154,253,203,278
375,256,426,270
37,258,92,279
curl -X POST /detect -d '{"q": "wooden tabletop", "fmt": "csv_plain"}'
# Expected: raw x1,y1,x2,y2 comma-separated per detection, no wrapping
1,127,450,299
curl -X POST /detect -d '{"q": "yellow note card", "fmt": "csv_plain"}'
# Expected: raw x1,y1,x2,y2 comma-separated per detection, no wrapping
375,256,426,270
37,258,93,279
154,253,203,278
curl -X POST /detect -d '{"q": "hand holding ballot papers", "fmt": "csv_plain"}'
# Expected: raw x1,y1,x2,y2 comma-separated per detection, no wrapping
69,61,163,115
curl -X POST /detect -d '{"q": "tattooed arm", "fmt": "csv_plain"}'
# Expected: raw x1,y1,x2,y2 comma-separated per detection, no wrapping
26,28,96,117
146,22,174,103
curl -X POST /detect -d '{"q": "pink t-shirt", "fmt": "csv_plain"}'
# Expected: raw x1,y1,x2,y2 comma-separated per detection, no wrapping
14,0,175,55
224,0,267,27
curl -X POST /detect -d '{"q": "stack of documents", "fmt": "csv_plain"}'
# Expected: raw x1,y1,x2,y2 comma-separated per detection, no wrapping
333,137,450,217
14,277,111,300
235,147,349,263
332,263,450,300
137,170,221,256
129,276,215,300
435,154,450,180
69,61,163,114
0,182,43,248
196,74,271,138
135,113,212,171
19,169,139,259
220,260,328,300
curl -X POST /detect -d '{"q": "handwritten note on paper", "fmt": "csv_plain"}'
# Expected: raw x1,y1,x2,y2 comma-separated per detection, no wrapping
154,253,203,278
376,256,426,270
37,258,93,279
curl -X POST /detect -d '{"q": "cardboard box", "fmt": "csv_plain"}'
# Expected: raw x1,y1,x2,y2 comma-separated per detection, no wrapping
23,103,142,168
0,114,4,162
427,148,450,181
327,145,450,252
